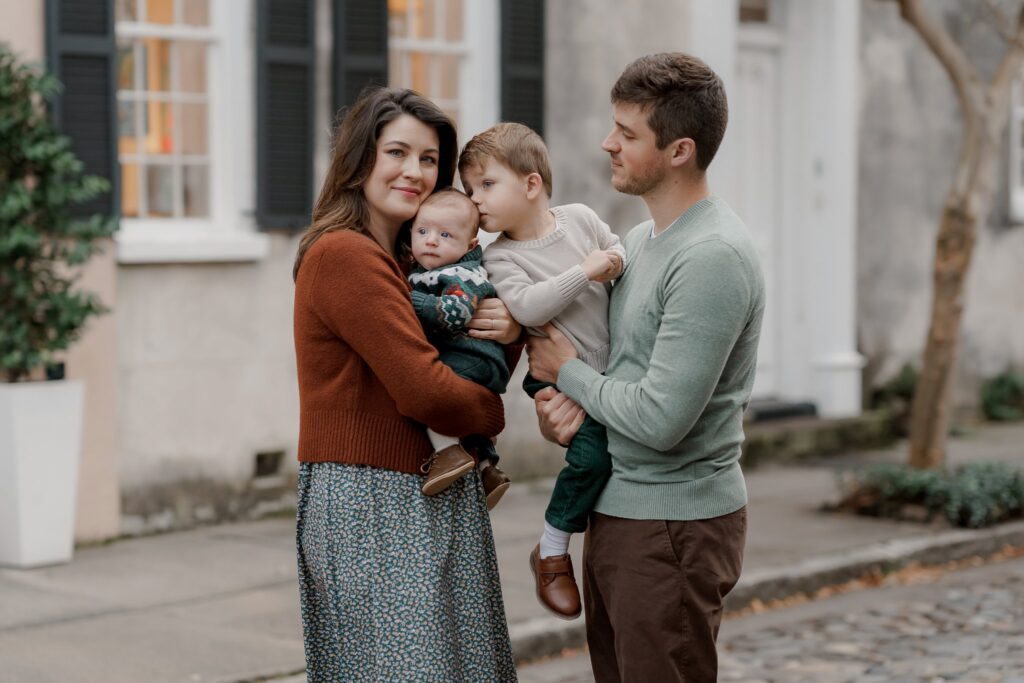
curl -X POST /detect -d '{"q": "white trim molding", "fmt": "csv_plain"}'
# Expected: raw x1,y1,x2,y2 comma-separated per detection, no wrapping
1011,76,1024,223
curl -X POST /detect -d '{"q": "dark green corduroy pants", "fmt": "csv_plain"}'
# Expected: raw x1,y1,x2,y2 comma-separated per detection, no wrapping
523,373,611,533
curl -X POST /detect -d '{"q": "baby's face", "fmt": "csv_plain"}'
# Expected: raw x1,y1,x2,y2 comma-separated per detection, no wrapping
411,202,479,271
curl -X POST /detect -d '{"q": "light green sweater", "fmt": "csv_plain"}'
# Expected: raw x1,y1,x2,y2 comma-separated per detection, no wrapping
558,196,765,521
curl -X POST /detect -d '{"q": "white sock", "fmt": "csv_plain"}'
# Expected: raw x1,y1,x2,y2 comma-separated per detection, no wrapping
427,429,459,452
538,521,571,558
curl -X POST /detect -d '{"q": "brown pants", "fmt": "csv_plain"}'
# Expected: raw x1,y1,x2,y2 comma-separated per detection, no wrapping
583,508,747,683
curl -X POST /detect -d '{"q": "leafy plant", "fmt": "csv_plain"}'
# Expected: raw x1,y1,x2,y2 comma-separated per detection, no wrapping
980,370,1024,422
0,45,117,382
837,461,1024,529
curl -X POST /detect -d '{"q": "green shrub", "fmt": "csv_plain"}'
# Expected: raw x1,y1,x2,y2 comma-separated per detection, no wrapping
838,461,1024,528
980,370,1024,422
0,45,116,382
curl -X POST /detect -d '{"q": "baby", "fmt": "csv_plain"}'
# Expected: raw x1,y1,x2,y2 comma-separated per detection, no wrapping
459,122,624,620
408,188,512,510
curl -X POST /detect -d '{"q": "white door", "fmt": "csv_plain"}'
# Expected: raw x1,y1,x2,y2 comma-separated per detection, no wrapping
734,16,783,399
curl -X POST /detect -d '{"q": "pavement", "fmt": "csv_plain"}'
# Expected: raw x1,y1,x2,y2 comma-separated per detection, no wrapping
1,423,1022,682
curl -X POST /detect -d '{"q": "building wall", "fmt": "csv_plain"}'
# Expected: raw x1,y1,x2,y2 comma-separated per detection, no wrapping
1,1,122,542
858,0,1024,410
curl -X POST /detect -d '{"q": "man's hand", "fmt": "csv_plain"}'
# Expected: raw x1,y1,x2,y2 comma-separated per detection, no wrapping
526,324,578,383
534,386,585,446
582,249,623,283
467,298,523,344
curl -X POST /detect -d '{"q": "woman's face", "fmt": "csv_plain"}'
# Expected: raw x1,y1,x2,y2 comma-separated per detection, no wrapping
364,114,441,230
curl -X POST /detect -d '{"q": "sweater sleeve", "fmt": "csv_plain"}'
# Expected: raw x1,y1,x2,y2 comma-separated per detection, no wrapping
593,212,627,274
557,240,751,451
410,266,489,335
308,242,504,438
485,252,590,328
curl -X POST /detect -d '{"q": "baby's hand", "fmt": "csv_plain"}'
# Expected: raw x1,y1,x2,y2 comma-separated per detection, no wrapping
582,249,623,283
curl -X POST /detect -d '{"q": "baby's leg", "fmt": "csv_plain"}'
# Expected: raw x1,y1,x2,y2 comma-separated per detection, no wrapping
426,429,460,453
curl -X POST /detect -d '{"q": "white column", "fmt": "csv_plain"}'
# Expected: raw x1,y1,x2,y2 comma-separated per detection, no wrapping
805,0,865,417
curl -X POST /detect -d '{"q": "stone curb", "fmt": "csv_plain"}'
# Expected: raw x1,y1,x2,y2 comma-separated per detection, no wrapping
509,519,1024,665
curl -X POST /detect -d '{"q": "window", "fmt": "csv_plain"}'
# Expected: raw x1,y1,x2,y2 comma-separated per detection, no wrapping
386,0,498,141
116,0,212,219
113,0,267,263
740,0,771,23
1011,75,1024,222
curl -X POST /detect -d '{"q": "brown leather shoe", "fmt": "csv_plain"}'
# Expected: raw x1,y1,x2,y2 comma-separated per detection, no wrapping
481,463,511,511
529,544,582,620
421,444,475,496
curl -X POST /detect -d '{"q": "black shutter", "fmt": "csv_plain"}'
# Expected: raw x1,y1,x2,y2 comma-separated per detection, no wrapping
46,0,119,218
332,0,389,115
500,0,544,137
256,0,316,230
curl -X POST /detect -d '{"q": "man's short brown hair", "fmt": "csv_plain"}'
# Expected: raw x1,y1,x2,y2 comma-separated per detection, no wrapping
611,53,728,172
458,122,553,197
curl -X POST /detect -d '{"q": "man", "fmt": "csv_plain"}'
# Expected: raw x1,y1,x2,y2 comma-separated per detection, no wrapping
526,52,766,682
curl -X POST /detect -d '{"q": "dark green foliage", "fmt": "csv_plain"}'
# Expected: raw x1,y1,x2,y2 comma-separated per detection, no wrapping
838,461,1024,529
871,363,918,408
980,370,1024,422
0,45,116,382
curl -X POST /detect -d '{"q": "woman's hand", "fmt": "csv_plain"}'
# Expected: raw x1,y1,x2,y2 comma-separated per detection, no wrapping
534,386,585,445
467,298,522,344
526,324,578,384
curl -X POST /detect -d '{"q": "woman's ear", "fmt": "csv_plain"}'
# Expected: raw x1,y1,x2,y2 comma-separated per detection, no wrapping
669,138,697,168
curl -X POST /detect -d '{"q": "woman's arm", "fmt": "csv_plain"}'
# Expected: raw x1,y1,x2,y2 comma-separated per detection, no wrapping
307,241,504,437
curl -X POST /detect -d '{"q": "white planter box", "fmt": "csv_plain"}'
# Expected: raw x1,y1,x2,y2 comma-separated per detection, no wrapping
0,380,84,568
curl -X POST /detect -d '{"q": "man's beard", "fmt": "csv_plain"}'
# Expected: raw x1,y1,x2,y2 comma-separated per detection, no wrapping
612,163,665,196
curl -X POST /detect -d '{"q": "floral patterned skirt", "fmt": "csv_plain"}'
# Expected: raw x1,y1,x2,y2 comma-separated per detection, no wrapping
296,462,517,682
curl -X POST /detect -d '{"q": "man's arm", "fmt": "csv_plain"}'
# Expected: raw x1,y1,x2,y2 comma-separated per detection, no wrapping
557,241,752,451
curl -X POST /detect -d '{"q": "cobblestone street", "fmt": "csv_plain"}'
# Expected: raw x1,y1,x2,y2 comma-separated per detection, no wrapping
518,555,1024,682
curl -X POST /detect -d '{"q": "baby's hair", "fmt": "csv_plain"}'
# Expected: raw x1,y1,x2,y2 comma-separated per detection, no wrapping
420,187,481,233
458,122,553,198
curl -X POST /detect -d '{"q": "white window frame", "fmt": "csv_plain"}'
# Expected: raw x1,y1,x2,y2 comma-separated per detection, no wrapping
114,0,268,264
1011,76,1024,223
388,0,499,146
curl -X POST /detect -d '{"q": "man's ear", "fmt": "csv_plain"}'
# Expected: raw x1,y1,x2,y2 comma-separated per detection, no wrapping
468,236,479,251
525,172,545,200
669,138,697,168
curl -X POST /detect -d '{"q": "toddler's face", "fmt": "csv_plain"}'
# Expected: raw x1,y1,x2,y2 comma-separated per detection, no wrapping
411,202,479,271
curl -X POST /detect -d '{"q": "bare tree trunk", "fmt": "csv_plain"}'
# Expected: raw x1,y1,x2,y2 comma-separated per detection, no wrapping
893,0,1024,469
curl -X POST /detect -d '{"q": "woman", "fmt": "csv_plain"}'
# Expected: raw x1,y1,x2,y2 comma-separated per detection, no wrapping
292,88,520,681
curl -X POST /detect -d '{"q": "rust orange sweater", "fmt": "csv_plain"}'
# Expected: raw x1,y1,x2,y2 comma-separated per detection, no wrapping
293,229,506,474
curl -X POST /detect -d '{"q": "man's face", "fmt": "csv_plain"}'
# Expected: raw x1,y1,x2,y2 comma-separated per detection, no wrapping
601,102,670,196
411,201,478,271
460,158,530,234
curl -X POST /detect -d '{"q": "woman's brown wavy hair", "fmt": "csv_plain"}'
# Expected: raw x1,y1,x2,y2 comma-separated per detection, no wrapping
292,87,458,281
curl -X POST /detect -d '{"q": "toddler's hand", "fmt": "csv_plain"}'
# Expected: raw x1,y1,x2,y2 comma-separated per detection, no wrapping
582,249,622,283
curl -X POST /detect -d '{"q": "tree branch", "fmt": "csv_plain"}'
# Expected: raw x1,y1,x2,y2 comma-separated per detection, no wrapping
989,3,1024,105
894,0,984,117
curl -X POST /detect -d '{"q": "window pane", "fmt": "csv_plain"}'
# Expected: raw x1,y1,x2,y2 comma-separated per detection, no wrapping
146,0,174,24
409,52,430,94
182,0,209,26
116,0,139,22
181,103,207,155
445,0,462,41
183,165,209,216
117,42,135,89
740,0,770,22
412,0,435,39
388,0,410,37
121,163,141,217
438,54,458,100
143,100,175,154
177,42,206,93
142,39,172,92
146,165,175,216
118,101,139,153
